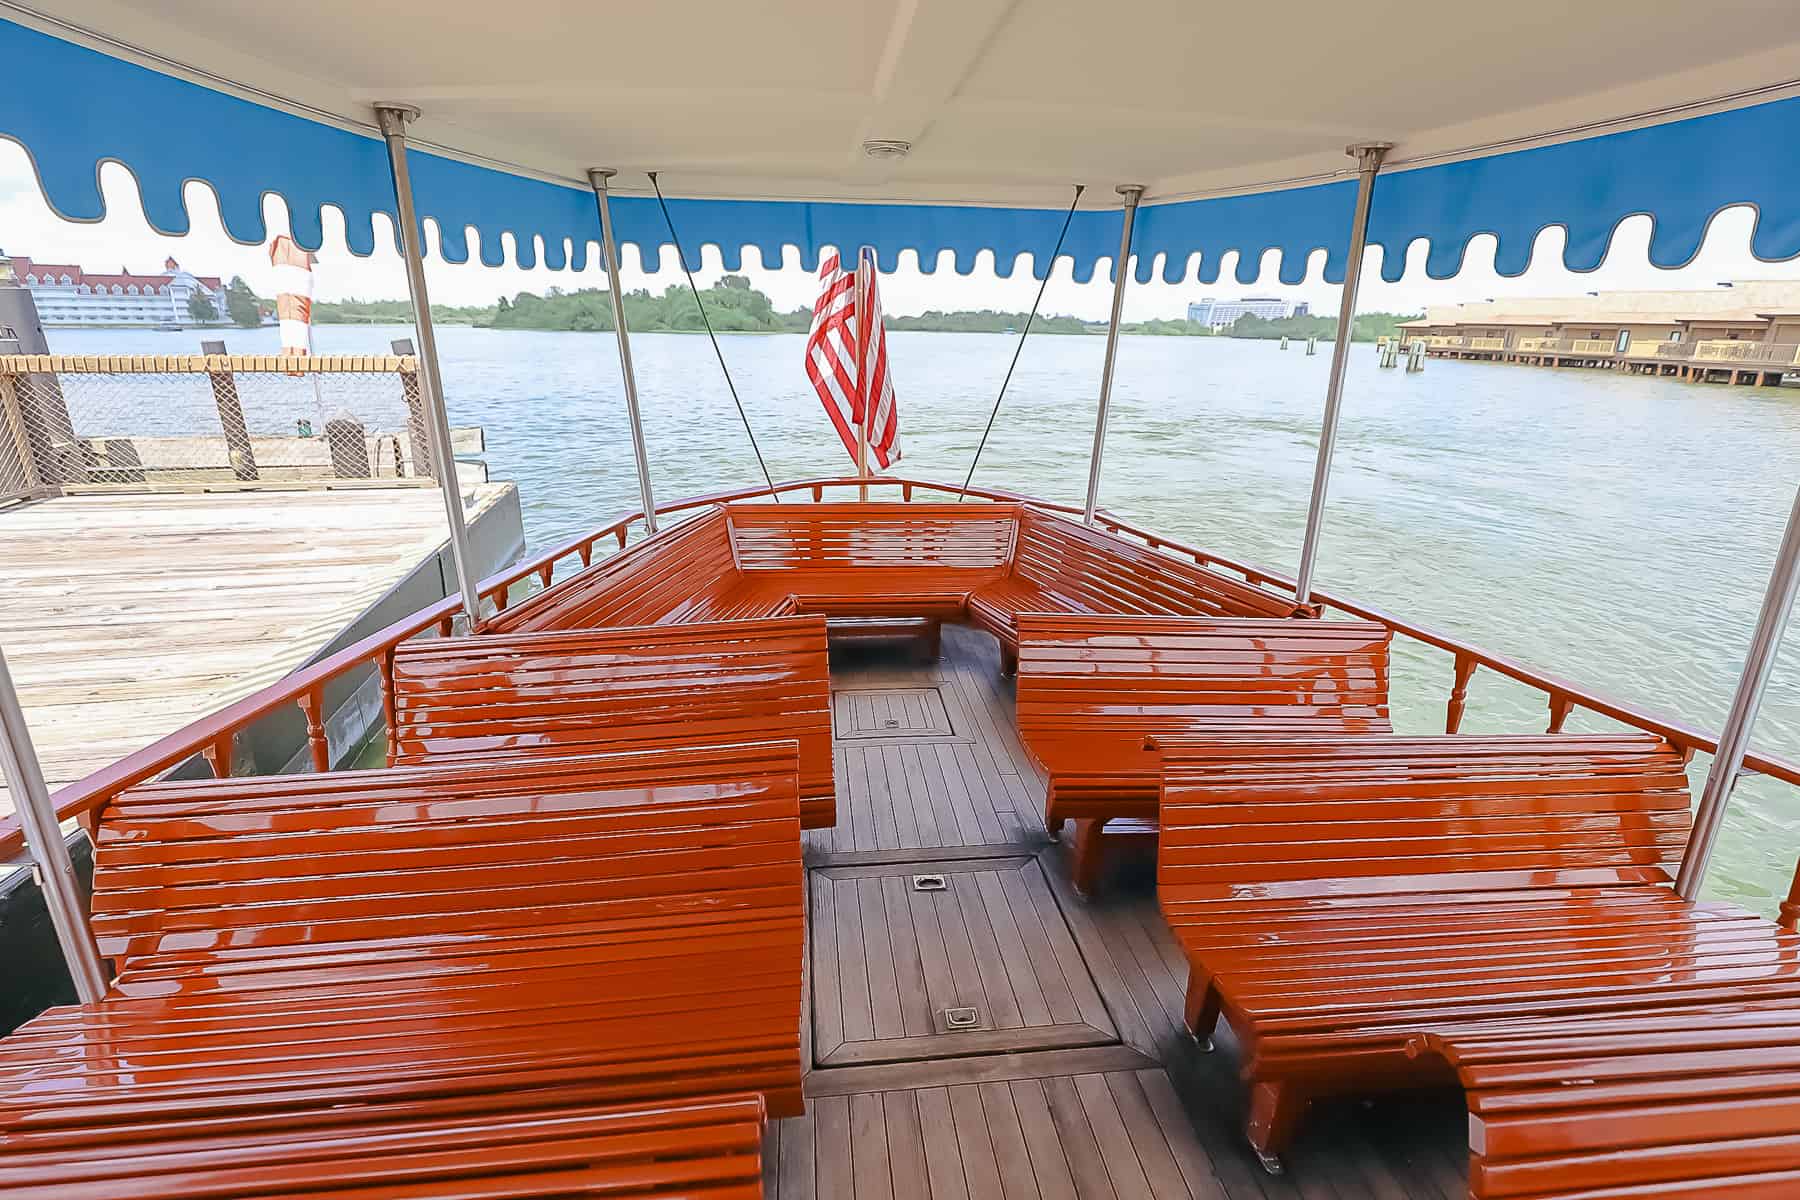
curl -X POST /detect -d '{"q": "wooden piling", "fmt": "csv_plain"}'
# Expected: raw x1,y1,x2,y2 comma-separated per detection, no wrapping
200,339,259,482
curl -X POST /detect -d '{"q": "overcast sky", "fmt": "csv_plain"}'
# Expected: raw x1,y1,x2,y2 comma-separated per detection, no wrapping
6,139,1799,322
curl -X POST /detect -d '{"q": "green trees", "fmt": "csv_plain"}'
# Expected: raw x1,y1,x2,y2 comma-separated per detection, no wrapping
186,293,218,323
1225,311,1421,342
223,277,262,327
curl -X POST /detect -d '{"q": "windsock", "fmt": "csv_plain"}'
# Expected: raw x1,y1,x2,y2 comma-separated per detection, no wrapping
269,234,315,374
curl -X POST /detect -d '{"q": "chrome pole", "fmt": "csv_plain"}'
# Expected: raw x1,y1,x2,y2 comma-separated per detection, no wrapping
1676,482,1800,900
0,644,107,1003
376,104,483,624
586,169,658,534
1083,185,1144,525
1293,142,1391,603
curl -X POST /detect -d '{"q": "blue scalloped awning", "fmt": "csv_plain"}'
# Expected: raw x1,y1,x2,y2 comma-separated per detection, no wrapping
7,17,1799,285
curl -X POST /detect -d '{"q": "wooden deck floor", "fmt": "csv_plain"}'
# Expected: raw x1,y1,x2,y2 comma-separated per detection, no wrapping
0,485,514,823
781,624,1469,1199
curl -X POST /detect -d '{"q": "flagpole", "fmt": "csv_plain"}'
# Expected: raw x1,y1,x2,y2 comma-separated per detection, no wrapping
855,248,872,501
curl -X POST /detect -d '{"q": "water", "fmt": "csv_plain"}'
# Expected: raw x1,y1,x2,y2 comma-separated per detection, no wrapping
42,324,1800,911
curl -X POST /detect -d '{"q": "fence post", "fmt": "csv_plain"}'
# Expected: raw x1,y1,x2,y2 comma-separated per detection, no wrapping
391,337,434,479
0,370,43,496
200,340,259,481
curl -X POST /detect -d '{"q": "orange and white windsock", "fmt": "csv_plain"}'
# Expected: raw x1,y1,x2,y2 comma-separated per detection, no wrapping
269,235,315,362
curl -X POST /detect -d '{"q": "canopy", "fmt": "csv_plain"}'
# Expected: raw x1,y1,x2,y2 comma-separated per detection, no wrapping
6,4,1800,282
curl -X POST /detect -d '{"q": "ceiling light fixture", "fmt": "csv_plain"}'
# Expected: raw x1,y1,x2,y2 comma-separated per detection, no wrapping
862,139,912,161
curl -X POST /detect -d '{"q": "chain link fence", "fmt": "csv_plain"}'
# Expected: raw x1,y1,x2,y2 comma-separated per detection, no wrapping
0,355,451,501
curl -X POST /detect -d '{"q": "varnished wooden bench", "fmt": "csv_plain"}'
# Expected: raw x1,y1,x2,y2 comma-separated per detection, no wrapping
1413,995,1800,1200
1404,871,1800,1199
1155,734,1800,1170
1014,614,1393,892
725,500,1017,619
489,508,794,632
0,1094,768,1200
389,615,836,828
969,507,1305,670
0,742,808,1144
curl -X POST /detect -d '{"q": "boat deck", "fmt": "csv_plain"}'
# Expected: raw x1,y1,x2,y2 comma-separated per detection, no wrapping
0,485,516,824
776,623,1467,1198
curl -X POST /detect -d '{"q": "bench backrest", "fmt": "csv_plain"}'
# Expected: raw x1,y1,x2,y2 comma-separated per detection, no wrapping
488,509,740,632
726,501,1018,575
90,740,804,971
388,616,834,809
1012,508,1302,619
1016,615,1393,747
1157,734,1693,905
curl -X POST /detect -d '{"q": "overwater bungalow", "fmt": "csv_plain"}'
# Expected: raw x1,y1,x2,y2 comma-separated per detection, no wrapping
1404,281,1800,383
3,5,1800,1199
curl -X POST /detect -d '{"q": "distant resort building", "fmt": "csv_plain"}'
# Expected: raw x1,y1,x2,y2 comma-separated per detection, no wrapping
1398,280,1800,386
1186,295,1308,330
10,254,226,327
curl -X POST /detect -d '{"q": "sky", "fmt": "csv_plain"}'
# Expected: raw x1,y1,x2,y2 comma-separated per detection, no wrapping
5,137,1800,321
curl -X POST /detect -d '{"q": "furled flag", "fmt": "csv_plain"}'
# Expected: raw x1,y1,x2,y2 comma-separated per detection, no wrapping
269,234,314,375
805,247,901,471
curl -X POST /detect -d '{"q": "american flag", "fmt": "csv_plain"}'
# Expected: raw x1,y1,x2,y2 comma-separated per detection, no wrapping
806,247,900,471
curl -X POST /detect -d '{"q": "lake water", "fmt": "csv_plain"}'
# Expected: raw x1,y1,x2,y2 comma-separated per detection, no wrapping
43,324,1800,911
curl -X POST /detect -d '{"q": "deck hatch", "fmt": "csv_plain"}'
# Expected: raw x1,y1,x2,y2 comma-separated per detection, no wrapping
832,686,954,741
809,856,1117,1068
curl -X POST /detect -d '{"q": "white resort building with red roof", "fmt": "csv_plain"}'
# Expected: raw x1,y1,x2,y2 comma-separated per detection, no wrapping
12,255,226,326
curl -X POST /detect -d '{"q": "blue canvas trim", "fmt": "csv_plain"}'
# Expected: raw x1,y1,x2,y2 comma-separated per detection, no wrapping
6,17,1799,284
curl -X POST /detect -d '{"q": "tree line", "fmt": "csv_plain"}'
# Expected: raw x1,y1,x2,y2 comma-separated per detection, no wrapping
304,276,1418,339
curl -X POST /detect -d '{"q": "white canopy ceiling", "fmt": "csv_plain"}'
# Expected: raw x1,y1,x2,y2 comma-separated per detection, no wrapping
18,0,1800,205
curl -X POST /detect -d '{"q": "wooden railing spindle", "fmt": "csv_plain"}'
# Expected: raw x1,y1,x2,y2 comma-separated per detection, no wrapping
294,686,330,772
1547,694,1575,734
201,732,235,779
1447,654,1477,734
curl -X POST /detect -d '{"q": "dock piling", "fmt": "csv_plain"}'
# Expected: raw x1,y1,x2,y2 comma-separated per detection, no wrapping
200,339,259,481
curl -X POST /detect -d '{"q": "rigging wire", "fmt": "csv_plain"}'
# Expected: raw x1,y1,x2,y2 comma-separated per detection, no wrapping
647,170,780,501
959,184,1085,501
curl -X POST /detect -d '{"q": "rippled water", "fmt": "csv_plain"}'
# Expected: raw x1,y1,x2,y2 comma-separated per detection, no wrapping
45,324,1800,911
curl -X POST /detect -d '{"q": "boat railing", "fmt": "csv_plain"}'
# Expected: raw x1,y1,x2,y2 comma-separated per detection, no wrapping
4,473,1797,860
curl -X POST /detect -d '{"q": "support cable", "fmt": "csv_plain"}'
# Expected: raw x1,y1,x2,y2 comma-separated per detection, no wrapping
959,184,1084,500
647,171,779,500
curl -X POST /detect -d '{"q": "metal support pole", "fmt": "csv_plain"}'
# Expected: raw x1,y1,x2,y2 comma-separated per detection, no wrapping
1676,483,1800,899
0,644,107,1003
855,247,874,501
1083,185,1144,525
586,169,658,534
1293,142,1391,604
376,104,482,624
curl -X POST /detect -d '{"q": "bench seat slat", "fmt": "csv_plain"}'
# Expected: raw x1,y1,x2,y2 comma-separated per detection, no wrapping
1418,999,1800,1199
390,616,836,828
0,1095,768,1200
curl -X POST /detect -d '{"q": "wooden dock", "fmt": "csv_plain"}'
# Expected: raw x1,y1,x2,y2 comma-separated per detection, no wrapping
0,483,515,823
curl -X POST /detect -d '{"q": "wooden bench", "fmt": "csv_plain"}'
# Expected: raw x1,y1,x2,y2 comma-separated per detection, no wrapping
1413,996,1800,1200
490,508,793,632
0,1094,768,1200
1155,734,1800,1169
726,500,1017,619
1406,871,1800,1199
0,741,808,1143
1014,614,1393,891
969,507,1304,669
390,615,836,828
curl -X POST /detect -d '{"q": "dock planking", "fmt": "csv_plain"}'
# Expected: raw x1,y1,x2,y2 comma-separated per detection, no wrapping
783,625,1468,1198
0,485,512,822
